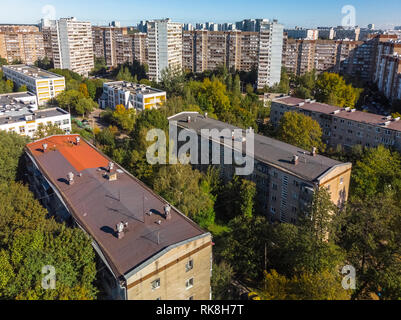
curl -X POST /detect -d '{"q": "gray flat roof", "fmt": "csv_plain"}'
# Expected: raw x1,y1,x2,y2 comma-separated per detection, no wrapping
0,108,68,125
2,65,65,80
169,112,346,182
105,81,165,95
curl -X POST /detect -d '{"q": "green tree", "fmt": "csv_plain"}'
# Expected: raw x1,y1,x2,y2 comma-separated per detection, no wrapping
34,123,65,140
17,84,27,92
0,131,28,182
154,164,216,228
276,111,325,152
336,192,401,300
260,269,351,300
211,261,235,300
315,72,362,108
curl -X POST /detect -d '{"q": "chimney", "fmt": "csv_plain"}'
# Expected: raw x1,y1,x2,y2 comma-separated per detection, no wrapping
67,172,74,185
108,161,114,173
311,147,317,157
292,155,299,165
187,116,191,123
76,136,80,145
164,204,171,220
42,143,48,152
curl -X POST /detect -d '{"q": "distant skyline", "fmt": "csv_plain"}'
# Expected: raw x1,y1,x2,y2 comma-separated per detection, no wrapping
0,0,400,29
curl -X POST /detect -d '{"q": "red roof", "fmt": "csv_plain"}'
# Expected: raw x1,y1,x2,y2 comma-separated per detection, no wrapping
27,135,109,172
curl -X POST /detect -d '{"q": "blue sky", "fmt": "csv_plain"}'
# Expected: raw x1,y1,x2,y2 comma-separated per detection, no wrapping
1,0,400,29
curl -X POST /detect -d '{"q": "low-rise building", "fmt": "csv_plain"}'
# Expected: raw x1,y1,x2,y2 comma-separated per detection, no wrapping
2,65,65,106
271,96,401,151
24,134,212,300
169,112,352,224
99,81,166,111
0,92,71,138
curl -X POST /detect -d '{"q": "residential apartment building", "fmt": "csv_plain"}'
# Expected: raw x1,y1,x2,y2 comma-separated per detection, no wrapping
42,18,94,76
257,20,284,89
282,38,380,82
270,96,401,152
0,25,45,64
2,65,65,105
147,19,183,82
0,92,71,138
285,28,319,40
99,81,166,111
24,135,212,300
169,112,352,224
182,19,283,89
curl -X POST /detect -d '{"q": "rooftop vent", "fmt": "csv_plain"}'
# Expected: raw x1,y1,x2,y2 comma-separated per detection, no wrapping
298,102,305,107
76,136,80,145
164,204,171,220
394,117,400,122
332,110,341,114
116,221,128,239
292,155,299,165
187,116,191,123
108,161,114,173
310,99,316,103
311,147,317,157
204,112,208,118
350,109,356,112
344,107,351,111
42,143,48,152
67,172,74,185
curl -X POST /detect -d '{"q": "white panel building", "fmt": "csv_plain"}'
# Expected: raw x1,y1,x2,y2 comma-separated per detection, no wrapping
147,19,183,82
43,18,94,76
257,20,284,89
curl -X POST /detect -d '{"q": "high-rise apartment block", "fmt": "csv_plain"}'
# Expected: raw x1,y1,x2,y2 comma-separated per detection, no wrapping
374,39,401,100
0,25,45,65
25,135,212,300
42,18,94,76
2,65,65,105
147,19,183,82
282,36,394,82
271,96,401,151
257,20,284,89
183,20,283,89
169,112,352,224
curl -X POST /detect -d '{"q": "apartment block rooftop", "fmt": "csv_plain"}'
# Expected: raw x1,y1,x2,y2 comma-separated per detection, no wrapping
2,64,65,80
0,107,69,126
25,135,208,279
273,96,401,132
169,112,348,182
105,81,165,95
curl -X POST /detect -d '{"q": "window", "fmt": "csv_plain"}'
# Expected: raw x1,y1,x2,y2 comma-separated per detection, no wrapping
272,183,278,191
63,119,70,125
151,279,160,290
271,207,276,214
156,297,161,300
340,177,344,185
186,278,194,289
186,260,194,272
188,296,194,300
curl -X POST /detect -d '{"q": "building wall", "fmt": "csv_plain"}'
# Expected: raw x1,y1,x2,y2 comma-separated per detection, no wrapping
48,18,94,76
2,66,65,106
148,19,182,82
270,100,401,152
0,109,71,138
126,235,212,300
0,30,45,64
